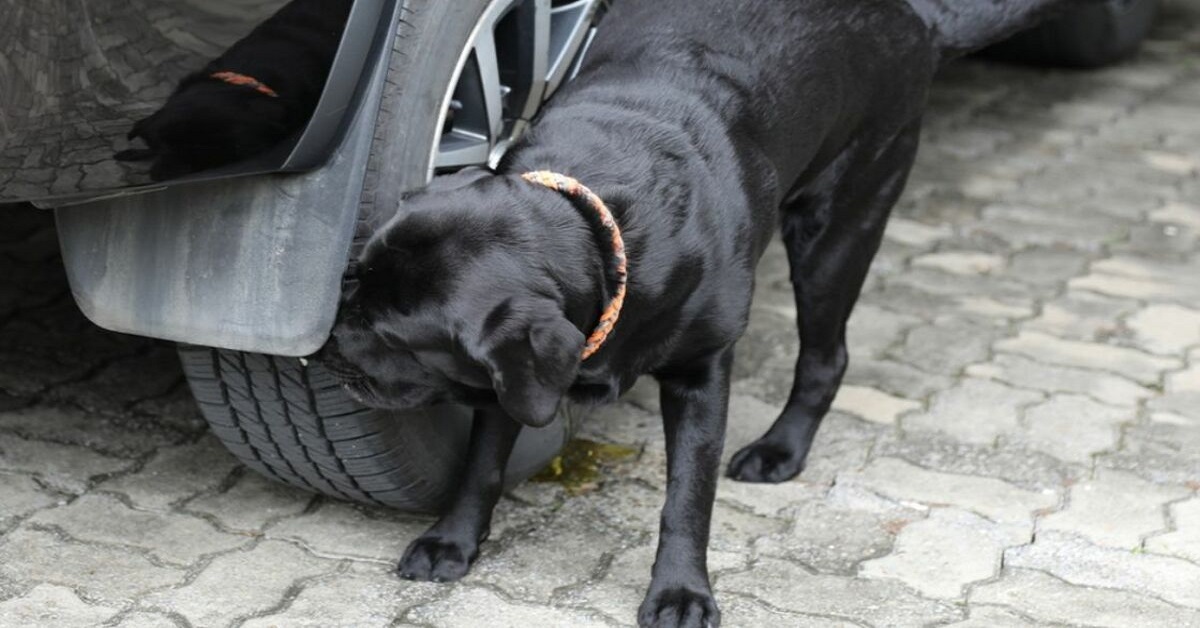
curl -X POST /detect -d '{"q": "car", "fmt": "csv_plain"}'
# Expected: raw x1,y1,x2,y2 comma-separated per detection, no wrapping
0,0,1159,513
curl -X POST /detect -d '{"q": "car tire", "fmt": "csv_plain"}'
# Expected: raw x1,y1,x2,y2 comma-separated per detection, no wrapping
178,0,592,513
984,0,1159,68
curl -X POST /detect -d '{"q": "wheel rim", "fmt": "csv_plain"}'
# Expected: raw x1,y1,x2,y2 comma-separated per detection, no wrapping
428,0,604,178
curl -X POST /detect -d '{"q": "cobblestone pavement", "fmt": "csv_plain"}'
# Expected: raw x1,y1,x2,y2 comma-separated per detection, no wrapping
3,5,1200,628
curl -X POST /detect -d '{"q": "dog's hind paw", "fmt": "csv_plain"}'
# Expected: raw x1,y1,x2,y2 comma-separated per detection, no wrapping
397,536,478,583
638,586,720,628
726,438,808,484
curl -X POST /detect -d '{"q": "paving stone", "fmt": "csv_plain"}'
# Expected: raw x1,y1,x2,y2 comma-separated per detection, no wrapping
995,331,1181,386
1150,200,1200,230
971,568,1200,627
715,474,826,518
974,203,1128,251
754,492,921,574
860,508,1028,599
888,321,1004,376
1022,394,1132,463
1040,469,1189,549
185,470,313,533
840,356,951,398
560,543,748,623
0,433,133,494
847,304,921,359
942,606,1043,627
884,218,953,248
28,493,248,565
1126,304,1200,356
98,436,239,510
266,501,429,563
0,528,186,603
830,384,921,426
903,378,1044,445
0,473,56,526
912,251,1007,276
1100,421,1200,485
0,583,119,628
719,595,857,628
1167,353,1200,393
1149,388,1200,423
144,541,334,626
717,557,961,627
1146,497,1200,563
1005,246,1091,288
407,587,613,628
952,295,1035,321
112,612,178,628
0,405,179,458
1070,256,1200,304
966,353,1151,407
1025,293,1139,342
471,502,640,603
47,347,183,416
243,574,437,628
842,458,1058,523
1005,531,1200,608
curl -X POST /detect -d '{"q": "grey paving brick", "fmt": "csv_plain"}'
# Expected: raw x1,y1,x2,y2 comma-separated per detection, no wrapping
264,501,429,563
840,457,1058,524
0,528,187,603
966,353,1151,408
717,557,961,627
903,378,1045,446
971,568,1200,627
0,583,120,628
1005,531,1200,608
27,493,249,565
242,574,436,628
860,508,1028,599
0,473,56,526
0,433,133,495
98,436,239,510
406,586,614,628
143,540,335,626
1146,497,1200,564
185,470,312,534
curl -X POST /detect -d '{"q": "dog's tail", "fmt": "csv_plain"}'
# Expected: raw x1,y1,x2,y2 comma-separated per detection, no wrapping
906,0,1089,62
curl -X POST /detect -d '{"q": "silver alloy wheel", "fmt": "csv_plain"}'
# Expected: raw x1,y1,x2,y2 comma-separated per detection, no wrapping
428,0,604,178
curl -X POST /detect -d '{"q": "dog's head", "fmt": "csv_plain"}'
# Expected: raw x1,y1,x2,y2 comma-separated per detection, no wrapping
322,174,590,427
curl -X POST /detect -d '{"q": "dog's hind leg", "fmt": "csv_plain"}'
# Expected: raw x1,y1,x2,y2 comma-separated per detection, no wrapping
727,122,923,484
397,409,522,582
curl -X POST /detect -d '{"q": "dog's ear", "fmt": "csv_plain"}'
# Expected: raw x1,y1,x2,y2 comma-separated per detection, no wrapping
482,310,585,428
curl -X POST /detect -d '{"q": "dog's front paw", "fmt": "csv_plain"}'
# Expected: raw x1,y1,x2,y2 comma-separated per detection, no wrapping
397,535,479,583
726,438,807,483
638,585,720,628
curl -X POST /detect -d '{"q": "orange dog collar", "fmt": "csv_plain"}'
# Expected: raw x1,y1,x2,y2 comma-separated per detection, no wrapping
521,171,627,361
209,71,279,98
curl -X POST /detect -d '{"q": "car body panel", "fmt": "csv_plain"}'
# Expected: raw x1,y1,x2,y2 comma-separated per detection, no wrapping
0,0,379,205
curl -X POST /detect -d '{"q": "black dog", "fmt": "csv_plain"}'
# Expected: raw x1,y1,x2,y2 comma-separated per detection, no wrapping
115,0,351,180
324,1,1082,625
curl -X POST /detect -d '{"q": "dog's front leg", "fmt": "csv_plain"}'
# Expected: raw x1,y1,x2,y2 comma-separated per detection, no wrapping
641,349,732,628
398,408,521,582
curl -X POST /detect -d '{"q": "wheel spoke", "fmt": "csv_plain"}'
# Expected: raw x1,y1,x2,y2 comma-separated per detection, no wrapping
517,0,553,121
473,28,505,143
435,132,492,170
545,0,601,98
